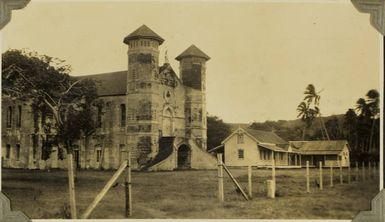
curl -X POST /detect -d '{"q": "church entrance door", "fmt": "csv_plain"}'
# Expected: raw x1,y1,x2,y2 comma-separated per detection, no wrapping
177,144,191,169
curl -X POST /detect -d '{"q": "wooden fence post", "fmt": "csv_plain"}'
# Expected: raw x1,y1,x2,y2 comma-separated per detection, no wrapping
373,162,376,178
125,150,132,217
272,156,276,183
319,161,323,190
355,161,359,182
348,163,351,184
67,153,77,219
222,164,249,200
339,160,343,184
362,161,365,180
306,161,310,193
81,161,128,219
217,154,224,201
330,164,333,187
248,165,252,199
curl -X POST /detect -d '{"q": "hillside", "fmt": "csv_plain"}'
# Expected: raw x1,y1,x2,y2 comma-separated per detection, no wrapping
227,114,346,141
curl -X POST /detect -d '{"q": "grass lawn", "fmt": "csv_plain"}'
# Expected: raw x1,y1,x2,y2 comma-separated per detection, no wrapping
1,167,379,219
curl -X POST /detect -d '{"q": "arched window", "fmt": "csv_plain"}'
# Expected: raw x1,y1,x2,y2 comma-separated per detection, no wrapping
16,144,20,160
16,105,22,128
95,146,102,163
106,102,113,128
120,104,126,127
97,105,103,128
6,106,12,128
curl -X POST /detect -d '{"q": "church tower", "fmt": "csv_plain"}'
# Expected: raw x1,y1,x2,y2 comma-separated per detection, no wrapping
176,45,210,150
123,25,164,167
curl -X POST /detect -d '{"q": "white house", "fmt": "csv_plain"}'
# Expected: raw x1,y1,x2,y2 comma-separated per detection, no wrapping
213,127,351,168
219,127,297,167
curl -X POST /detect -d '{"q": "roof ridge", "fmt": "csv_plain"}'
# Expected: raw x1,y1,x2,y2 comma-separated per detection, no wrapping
175,44,210,61
123,24,164,45
76,70,127,77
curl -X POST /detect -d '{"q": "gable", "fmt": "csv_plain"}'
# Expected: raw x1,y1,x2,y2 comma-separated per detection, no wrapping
158,63,182,88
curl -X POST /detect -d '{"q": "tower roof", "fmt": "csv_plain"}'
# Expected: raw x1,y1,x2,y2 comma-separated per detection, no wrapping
123,25,164,45
175,44,210,61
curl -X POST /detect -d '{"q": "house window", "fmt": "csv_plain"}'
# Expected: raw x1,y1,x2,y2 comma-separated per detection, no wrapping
238,149,244,159
16,105,22,128
237,133,244,144
120,104,126,127
6,106,12,128
97,106,103,128
6,144,11,159
16,144,20,160
96,149,102,162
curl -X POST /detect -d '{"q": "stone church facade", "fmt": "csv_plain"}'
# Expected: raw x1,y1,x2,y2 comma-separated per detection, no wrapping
1,25,216,170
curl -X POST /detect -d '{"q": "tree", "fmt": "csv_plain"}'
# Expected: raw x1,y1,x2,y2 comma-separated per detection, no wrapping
296,101,313,140
2,49,98,218
297,84,329,140
207,115,231,150
343,109,358,150
365,89,380,153
324,116,343,140
303,84,330,140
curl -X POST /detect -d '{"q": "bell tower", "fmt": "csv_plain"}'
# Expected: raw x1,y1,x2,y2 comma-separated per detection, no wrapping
176,44,210,150
123,25,164,167
124,24,164,86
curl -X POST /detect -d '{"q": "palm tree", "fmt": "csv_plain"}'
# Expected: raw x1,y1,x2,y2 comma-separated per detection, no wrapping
355,97,373,152
297,102,310,140
297,102,318,140
303,84,330,140
343,109,358,150
355,98,370,117
366,89,380,153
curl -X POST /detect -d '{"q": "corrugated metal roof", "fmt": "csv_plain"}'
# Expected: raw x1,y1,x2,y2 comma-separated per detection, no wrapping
175,44,210,61
76,71,127,96
301,150,342,155
258,144,288,152
243,128,288,144
289,140,348,155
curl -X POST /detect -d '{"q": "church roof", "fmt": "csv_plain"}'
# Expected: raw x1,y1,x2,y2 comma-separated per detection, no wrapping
76,71,127,96
123,25,164,45
175,44,210,61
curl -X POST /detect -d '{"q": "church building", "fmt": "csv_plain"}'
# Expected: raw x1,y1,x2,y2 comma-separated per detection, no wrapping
1,25,217,171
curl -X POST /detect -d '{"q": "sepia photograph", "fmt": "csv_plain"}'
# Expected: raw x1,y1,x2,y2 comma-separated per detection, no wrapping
0,0,383,220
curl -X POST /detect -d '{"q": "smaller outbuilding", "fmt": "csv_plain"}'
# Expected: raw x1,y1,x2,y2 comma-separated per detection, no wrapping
289,140,350,167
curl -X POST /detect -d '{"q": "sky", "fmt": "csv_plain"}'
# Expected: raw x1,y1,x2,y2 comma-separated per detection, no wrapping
1,0,382,123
